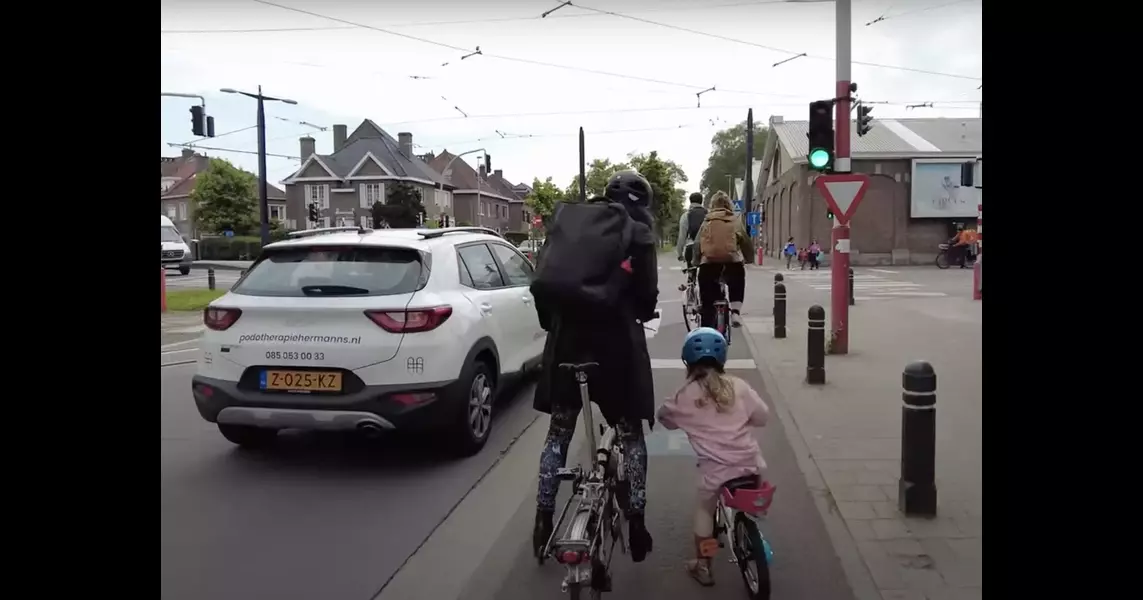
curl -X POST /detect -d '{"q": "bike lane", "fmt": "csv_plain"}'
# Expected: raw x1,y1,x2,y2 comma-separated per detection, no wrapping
454,318,858,600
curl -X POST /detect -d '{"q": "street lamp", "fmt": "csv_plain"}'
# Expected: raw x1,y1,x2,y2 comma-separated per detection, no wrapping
220,86,298,247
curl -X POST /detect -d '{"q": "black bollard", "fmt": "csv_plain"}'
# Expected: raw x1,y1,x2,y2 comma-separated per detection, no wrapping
806,305,826,384
848,268,855,306
898,361,937,517
207,268,216,291
773,282,787,339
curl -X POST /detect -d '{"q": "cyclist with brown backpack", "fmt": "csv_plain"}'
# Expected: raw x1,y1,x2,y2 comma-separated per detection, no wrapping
693,191,754,329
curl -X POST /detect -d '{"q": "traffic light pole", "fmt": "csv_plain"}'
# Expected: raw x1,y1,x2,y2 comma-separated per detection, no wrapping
831,0,853,355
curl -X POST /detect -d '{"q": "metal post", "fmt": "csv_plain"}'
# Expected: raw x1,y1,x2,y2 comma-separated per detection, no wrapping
256,86,270,248
744,109,754,219
578,127,586,203
830,0,853,355
773,275,787,339
806,305,826,384
899,361,937,517
848,267,856,305
160,267,168,313
207,268,216,291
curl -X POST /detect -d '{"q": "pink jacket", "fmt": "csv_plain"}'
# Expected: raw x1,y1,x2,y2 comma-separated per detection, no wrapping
656,376,770,472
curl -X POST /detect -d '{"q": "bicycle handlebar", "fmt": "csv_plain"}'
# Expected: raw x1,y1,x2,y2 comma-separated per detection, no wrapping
558,361,600,371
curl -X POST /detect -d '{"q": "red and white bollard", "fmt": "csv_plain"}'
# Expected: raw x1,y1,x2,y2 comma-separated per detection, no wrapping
757,246,765,266
161,266,168,313
972,204,982,300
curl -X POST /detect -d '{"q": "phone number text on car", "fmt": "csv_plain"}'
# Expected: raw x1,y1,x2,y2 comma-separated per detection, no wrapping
265,351,326,361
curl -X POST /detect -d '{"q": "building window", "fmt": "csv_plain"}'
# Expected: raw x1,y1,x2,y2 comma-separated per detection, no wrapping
166,204,177,219
269,204,286,221
360,215,373,229
361,183,384,209
434,189,451,208
306,184,330,209
322,217,331,228
479,202,485,217
178,202,188,221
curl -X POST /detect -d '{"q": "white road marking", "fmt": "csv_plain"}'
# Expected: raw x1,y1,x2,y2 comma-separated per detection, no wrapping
161,339,200,350
161,348,199,356
868,268,898,274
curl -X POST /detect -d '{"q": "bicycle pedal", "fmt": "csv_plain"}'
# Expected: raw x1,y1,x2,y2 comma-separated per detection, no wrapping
555,467,580,481
677,284,686,291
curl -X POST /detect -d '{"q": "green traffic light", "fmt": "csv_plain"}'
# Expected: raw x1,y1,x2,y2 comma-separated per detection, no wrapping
809,148,830,169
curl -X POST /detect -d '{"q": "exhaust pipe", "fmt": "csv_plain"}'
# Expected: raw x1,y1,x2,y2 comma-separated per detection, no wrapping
356,421,384,438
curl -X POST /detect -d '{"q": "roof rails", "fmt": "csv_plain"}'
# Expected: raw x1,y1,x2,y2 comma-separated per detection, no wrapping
286,226,371,239
418,226,504,240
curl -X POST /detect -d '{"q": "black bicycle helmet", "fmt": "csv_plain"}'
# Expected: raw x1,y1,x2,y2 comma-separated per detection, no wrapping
604,170,653,209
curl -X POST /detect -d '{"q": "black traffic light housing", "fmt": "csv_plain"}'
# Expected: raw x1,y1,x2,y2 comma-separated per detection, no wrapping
807,100,834,172
190,106,206,137
856,102,874,137
206,116,215,138
484,154,492,173
308,203,319,222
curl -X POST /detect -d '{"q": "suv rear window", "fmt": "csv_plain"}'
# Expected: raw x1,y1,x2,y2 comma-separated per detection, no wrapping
233,246,428,297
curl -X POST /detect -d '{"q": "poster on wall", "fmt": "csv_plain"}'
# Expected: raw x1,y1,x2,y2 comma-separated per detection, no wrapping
910,159,980,218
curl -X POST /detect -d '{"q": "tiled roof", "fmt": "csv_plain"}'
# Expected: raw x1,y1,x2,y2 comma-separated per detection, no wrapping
161,154,284,200
427,151,508,198
772,117,982,161
486,173,524,202
318,120,449,186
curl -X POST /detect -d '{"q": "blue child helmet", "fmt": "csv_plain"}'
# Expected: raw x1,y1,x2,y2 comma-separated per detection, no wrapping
681,327,728,367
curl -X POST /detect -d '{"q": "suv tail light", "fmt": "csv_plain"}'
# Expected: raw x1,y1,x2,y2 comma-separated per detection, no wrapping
365,306,452,333
204,307,242,331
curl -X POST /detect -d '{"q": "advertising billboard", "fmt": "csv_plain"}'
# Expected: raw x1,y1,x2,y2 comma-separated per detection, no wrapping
910,159,980,218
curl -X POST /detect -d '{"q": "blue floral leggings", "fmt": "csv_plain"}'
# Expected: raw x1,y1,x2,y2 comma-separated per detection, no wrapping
536,403,648,515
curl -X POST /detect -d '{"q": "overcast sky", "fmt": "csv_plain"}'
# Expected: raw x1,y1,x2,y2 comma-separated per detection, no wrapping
160,0,982,193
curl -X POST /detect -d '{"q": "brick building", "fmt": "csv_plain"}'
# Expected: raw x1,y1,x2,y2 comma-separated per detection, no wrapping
755,116,981,265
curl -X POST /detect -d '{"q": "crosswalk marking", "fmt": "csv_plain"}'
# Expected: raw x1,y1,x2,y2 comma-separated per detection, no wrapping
774,269,947,299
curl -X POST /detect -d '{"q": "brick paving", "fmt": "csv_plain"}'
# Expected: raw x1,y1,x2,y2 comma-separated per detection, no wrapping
740,265,982,600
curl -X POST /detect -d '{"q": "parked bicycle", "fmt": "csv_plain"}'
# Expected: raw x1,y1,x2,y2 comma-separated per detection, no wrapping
711,475,777,599
538,362,629,599
935,242,976,270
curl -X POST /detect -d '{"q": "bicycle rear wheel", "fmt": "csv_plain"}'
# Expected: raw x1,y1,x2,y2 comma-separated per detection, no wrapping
682,285,700,332
732,513,771,600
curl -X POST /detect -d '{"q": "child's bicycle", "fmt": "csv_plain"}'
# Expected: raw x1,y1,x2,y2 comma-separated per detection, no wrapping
713,277,732,346
538,361,629,599
710,475,777,600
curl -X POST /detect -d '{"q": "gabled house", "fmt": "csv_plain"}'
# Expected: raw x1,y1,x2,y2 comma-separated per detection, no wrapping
485,169,533,234
283,120,455,230
755,116,982,265
426,151,515,232
161,149,289,240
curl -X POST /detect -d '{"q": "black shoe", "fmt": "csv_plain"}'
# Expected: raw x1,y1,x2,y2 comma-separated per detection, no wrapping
628,514,653,562
533,510,554,559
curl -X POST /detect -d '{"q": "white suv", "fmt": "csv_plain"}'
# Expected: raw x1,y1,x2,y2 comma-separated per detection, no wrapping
190,226,546,456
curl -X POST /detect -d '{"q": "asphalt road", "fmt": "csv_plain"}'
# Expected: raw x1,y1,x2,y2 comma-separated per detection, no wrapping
164,269,242,291
160,258,857,600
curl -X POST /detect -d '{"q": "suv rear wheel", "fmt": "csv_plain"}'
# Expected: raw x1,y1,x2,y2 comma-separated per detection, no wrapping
218,424,278,448
450,359,495,457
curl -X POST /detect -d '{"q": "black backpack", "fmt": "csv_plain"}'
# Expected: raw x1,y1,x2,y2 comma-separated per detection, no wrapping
685,205,707,241
531,200,635,313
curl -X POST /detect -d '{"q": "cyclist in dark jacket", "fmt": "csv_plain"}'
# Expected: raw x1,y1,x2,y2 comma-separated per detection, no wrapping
676,192,708,267
531,170,659,564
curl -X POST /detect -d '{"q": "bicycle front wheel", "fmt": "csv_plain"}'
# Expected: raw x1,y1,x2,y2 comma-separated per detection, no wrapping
682,287,700,332
732,513,771,600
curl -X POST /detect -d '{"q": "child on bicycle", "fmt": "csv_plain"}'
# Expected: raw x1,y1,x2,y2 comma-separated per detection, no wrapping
656,327,770,586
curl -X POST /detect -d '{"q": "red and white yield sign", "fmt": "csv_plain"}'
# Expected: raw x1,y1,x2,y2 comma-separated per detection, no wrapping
814,173,871,226
532,215,543,228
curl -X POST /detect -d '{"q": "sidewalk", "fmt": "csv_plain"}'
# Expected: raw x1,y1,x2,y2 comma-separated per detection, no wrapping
740,266,982,600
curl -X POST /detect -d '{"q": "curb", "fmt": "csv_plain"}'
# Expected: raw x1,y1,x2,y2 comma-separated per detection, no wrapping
190,262,250,272
741,321,882,600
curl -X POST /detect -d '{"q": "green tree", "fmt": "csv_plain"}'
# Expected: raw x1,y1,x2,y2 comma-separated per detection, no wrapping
565,158,631,200
629,151,688,245
525,177,565,221
700,121,770,199
192,158,259,235
372,182,426,228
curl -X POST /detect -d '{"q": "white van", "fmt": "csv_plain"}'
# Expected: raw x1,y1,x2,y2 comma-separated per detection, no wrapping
161,215,194,275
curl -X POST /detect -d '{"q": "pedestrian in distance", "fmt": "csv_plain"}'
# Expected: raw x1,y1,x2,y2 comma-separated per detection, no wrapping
656,327,771,587
807,239,822,270
528,169,660,564
782,237,797,270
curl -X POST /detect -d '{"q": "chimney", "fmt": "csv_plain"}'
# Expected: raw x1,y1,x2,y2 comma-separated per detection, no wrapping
478,164,487,180
333,124,347,152
181,148,195,159
493,169,503,179
299,136,315,159
398,132,413,159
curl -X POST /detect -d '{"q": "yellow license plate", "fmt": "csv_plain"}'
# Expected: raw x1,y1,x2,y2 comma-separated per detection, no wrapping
261,370,342,392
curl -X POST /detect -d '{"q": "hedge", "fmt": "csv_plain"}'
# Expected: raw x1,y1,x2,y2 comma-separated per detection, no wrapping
197,236,265,260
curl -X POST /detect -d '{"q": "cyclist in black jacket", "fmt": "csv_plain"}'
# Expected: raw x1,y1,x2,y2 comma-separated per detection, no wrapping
676,192,708,270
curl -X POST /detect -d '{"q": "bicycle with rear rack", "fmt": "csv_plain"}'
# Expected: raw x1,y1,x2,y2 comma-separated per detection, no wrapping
679,260,731,346
710,475,777,600
537,361,628,599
